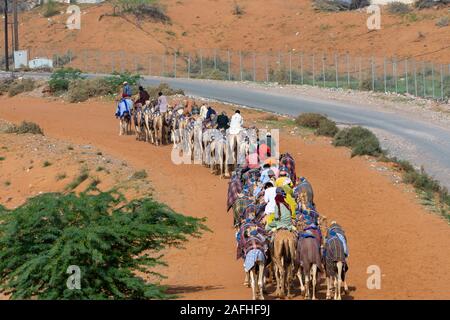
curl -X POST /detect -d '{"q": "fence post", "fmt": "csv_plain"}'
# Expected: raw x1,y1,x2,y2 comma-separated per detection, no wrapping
383,57,387,93
200,49,203,76
214,48,217,70
240,51,243,81
148,54,152,76
322,53,326,87
335,53,339,88
371,56,375,91
111,52,115,74
174,52,177,78
393,58,398,94
431,63,435,99
134,55,138,74
188,53,191,79
312,53,315,86
359,57,362,89
227,50,231,81
346,53,350,88
422,61,426,97
289,51,292,85
300,52,304,85
266,54,269,82
414,60,418,97
405,59,409,94
440,64,444,100
253,52,256,82
120,51,124,73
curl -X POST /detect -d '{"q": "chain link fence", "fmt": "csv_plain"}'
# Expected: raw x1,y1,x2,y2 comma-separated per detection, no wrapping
2,47,449,100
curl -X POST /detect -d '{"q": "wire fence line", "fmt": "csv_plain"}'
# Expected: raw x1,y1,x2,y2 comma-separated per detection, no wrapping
2,47,450,100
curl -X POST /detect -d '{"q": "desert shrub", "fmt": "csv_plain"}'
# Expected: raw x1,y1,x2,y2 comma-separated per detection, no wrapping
67,78,114,103
65,168,89,191
43,0,59,18
316,118,339,137
436,16,449,27
0,190,206,299
113,0,170,22
415,0,450,9
147,83,184,99
295,113,327,129
312,0,369,12
6,121,44,135
359,78,373,91
0,79,16,95
333,126,382,157
103,72,141,92
386,2,412,14
49,68,83,93
131,170,148,180
7,79,35,97
233,1,245,15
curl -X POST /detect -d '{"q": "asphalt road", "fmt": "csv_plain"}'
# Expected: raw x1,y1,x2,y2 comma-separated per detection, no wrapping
2,72,449,188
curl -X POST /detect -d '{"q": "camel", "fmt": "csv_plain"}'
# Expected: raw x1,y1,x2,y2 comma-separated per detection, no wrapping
296,235,321,300
271,229,296,298
210,130,227,177
153,112,164,146
224,128,244,177
324,222,349,300
133,103,145,141
116,98,133,136
248,257,265,300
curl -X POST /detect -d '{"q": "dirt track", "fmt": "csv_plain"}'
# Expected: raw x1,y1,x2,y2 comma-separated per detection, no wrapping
1,96,450,300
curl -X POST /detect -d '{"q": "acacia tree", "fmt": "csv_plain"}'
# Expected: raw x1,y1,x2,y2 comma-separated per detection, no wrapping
0,190,207,299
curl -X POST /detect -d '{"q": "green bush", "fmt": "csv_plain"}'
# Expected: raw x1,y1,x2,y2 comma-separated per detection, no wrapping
43,0,59,18
316,118,339,137
333,126,382,157
7,79,35,97
6,121,44,135
0,190,206,299
114,0,170,22
295,113,327,129
436,16,449,27
49,68,83,93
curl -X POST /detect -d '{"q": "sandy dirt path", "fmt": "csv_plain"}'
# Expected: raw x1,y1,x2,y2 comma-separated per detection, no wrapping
1,96,450,300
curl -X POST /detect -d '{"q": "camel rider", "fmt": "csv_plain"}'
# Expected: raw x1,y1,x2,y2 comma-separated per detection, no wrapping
205,106,216,120
266,191,295,232
200,103,208,120
229,110,243,135
157,91,168,119
115,98,131,119
217,111,230,130
136,86,150,106
122,81,132,98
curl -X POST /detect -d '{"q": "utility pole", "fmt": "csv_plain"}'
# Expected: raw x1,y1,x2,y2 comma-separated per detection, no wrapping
13,0,18,51
3,0,9,71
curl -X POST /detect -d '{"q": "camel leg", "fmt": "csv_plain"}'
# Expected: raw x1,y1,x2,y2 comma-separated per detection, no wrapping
304,271,310,300
244,272,250,287
311,264,317,300
258,262,265,300
250,269,257,300
279,260,285,298
297,268,305,293
336,262,343,300
326,276,332,300
287,263,294,299
274,264,281,297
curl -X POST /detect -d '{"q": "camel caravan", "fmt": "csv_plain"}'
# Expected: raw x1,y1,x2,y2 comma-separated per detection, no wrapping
115,82,350,300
